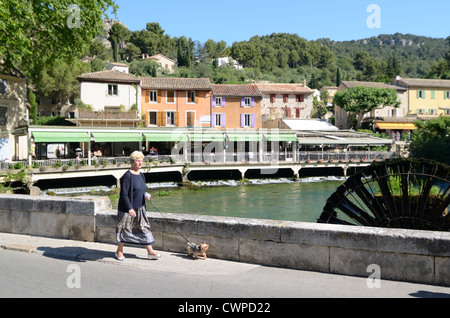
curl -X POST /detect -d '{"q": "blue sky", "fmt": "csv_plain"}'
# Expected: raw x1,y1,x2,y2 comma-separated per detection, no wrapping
110,0,450,44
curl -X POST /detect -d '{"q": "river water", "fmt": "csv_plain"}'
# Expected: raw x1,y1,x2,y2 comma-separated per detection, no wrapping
45,177,346,223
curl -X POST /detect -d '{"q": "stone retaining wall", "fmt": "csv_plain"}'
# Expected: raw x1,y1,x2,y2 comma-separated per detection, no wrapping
0,194,449,286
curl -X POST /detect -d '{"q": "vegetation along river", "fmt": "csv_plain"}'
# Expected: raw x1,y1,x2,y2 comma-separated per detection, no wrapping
45,177,346,223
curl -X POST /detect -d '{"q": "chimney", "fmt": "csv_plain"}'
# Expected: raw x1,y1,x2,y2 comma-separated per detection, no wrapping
303,79,307,87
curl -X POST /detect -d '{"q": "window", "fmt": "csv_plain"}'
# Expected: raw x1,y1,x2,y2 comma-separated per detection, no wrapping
270,94,276,103
148,111,157,125
417,90,425,99
241,113,255,128
417,109,426,115
214,97,222,107
0,106,7,126
295,108,301,118
244,97,251,107
167,91,175,103
445,91,450,100
149,90,158,102
429,109,437,115
188,91,196,103
108,84,118,96
213,113,225,128
283,94,289,103
296,95,304,102
186,111,195,127
0,79,7,95
445,109,450,115
166,111,175,125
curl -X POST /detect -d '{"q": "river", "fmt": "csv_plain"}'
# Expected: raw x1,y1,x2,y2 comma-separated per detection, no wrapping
44,177,346,223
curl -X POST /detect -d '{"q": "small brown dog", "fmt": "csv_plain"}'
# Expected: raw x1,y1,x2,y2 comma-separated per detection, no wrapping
186,242,209,260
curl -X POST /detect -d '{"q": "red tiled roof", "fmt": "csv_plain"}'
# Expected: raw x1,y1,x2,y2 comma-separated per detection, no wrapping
140,77,212,90
255,83,313,94
77,70,140,84
212,84,262,97
340,81,406,91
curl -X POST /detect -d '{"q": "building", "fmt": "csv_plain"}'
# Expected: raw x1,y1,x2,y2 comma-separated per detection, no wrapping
0,67,29,161
107,62,129,74
214,57,243,70
319,86,338,106
256,82,313,124
211,84,262,129
140,77,212,128
142,54,177,74
392,76,450,117
335,81,408,131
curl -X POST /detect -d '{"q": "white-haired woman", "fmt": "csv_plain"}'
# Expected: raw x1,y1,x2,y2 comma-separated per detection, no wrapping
115,151,161,260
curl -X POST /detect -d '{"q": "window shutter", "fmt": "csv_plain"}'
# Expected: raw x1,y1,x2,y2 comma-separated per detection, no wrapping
241,97,245,107
222,97,226,107
251,114,255,128
211,113,216,127
431,90,435,99
157,112,163,126
240,114,245,127
146,90,150,103
251,97,255,107
175,112,179,126
270,94,275,103
222,113,226,127
300,94,304,102
157,90,161,103
212,97,216,107
195,92,199,104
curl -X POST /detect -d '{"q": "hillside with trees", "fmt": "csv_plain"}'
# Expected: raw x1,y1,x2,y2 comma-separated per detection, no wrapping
4,14,447,112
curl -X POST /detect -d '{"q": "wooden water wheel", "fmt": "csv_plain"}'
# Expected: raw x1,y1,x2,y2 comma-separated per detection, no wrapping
318,158,450,231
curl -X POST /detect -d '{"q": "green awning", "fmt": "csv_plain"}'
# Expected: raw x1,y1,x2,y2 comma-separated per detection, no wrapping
143,132,188,142
32,131,90,143
189,132,226,142
92,132,142,142
226,133,262,142
266,134,298,142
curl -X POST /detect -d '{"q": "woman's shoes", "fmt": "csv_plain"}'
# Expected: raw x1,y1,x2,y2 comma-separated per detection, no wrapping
114,252,125,261
148,253,162,260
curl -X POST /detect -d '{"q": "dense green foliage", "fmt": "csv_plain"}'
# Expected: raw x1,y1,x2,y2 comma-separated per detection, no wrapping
410,117,450,165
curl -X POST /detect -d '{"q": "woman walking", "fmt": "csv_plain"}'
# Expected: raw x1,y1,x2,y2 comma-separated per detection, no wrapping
115,151,161,260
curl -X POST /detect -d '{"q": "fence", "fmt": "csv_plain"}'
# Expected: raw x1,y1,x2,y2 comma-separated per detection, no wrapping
0,151,395,170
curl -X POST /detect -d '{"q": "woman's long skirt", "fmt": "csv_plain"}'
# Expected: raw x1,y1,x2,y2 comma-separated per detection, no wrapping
116,206,155,245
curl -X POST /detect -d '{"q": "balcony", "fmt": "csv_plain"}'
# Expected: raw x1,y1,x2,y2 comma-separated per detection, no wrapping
67,110,144,127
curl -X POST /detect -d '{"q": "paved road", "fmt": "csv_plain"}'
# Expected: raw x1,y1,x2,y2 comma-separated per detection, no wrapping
0,233,449,302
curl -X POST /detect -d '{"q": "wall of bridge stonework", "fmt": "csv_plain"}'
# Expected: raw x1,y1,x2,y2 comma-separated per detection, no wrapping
0,194,449,286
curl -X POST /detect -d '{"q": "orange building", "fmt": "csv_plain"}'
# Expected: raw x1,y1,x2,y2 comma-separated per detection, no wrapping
140,77,212,128
211,84,262,129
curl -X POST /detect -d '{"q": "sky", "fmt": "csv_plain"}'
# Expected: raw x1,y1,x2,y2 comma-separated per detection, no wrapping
110,0,450,44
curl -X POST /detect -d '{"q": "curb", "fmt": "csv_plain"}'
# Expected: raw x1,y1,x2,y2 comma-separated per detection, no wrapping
1,244,37,253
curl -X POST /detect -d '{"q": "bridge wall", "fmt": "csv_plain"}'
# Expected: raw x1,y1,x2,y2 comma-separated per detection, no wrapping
0,194,448,286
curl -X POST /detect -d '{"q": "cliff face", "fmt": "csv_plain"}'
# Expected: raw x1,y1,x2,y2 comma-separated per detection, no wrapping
97,19,129,49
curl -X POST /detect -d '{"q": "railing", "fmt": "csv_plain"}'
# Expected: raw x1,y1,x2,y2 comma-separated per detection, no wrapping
0,151,394,171
77,110,139,120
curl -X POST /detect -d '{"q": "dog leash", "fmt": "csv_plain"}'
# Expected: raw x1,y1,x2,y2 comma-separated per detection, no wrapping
149,200,192,244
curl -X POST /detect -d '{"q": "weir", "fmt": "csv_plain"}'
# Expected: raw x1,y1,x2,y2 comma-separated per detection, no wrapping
24,161,370,191
0,194,448,286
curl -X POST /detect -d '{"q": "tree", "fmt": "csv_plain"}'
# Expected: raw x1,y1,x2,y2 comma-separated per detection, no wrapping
0,0,118,77
108,23,130,62
334,87,400,129
410,117,450,165
336,68,342,87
